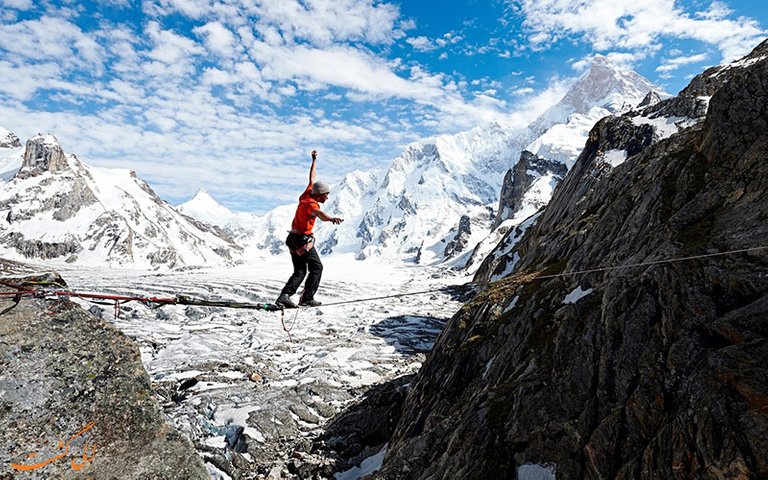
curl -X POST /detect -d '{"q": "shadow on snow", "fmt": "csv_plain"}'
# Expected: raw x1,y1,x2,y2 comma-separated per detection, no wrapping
369,314,447,355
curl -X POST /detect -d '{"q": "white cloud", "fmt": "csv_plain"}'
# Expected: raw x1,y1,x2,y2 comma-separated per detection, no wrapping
0,61,61,101
436,31,464,47
507,78,570,126
194,21,241,59
0,0,33,9
656,52,709,72
252,0,402,46
0,16,104,69
242,40,505,129
572,49,656,71
146,21,205,65
146,0,403,47
514,0,765,63
407,35,436,52
143,0,212,19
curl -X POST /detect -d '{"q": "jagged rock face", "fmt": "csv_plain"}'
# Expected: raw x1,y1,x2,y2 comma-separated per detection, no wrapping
636,90,662,109
20,134,69,175
477,115,656,283
375,42,768,479
493,151,567,230
443,215,472,260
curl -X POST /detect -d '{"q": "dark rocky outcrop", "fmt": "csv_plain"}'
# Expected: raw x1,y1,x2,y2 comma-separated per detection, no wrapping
493,151,567,230
373,40,768,479
636,90,662,109
313,375,414,475
444,215,472,260
0,266,208,479
3,232,80,260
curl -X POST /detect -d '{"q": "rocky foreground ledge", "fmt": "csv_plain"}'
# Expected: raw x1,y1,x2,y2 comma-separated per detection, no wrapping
0,264,207,479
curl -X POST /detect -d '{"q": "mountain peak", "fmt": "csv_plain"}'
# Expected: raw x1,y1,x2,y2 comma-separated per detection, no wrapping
528,58,660,140
178,188,237,227
191,188,212,200
0,126,21,148
29,132,60,146
20,133,69,175
561,57,658,115
590,54,612,67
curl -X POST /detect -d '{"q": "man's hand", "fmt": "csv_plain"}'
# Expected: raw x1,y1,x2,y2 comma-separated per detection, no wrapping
331,217,344,225
311,150,318,161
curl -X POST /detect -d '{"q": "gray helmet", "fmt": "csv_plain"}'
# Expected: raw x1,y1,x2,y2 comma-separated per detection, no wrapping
311,181,330,195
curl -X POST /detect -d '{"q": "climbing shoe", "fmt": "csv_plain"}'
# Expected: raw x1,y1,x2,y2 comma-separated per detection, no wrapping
276,294,298,309
300,299,322,307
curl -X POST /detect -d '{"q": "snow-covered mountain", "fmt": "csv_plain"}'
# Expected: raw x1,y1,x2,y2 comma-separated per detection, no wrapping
317,124,529,263
177,188,246,226
178,188,294,257
491,55,663,231
297,56,660,265
0,132,241,268
529,55,659,137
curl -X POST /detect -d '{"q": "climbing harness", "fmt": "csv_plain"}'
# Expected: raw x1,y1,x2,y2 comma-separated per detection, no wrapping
286,233,315,256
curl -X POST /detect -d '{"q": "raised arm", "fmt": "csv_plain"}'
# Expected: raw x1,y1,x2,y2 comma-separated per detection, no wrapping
308,149,318,187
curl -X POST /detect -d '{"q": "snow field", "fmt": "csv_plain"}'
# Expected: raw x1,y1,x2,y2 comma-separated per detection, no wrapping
60,255,467,475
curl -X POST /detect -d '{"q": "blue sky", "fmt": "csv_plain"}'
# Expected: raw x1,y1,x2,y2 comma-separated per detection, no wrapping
0,0,765,213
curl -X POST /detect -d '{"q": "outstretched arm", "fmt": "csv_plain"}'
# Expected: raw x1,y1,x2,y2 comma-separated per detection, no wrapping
313,209,344,225
308,150,317,187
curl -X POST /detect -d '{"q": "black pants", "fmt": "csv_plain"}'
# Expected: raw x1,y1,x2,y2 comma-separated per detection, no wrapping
280,234,323,301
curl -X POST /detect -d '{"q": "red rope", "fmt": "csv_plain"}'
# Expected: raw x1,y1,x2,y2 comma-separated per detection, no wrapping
47,290,178,304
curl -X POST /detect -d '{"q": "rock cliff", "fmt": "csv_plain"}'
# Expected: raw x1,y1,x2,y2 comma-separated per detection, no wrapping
0,265,208,479
374,40,768,479
492,150,567,230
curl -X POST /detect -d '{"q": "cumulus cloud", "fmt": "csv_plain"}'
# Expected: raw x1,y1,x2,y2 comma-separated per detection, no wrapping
254,0,403,46
194,21,241,59
512,87,535,95
407,35,436,52
572,49,657,71
513,0,765,63
0,16,104,69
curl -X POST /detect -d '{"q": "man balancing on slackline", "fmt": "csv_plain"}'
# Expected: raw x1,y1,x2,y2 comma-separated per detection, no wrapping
275,150,344,309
